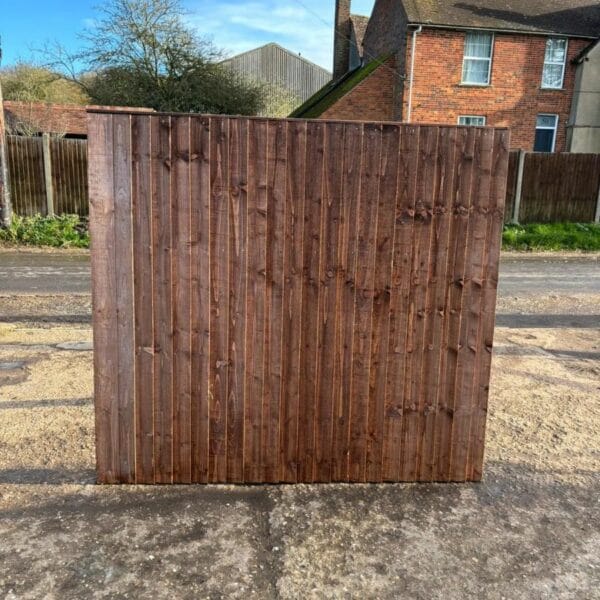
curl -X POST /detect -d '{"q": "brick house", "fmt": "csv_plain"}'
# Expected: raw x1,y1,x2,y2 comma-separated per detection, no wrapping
291,0,600,152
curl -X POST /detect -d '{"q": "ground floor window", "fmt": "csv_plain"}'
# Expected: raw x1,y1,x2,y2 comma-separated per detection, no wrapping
534,114,558,152
458,115,486,126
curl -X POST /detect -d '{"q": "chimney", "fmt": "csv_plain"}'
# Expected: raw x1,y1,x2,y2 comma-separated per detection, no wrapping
333,0,351,80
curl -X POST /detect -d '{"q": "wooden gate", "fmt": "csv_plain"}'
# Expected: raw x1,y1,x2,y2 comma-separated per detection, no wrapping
88,111,509,484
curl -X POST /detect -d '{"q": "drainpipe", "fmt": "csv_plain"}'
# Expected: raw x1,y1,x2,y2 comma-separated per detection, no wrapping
406,25,422,123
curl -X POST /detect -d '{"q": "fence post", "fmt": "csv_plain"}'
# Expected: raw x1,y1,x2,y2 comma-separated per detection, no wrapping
0,77,12,227
511,149,526,225
42,133,54,217
595,177,600,224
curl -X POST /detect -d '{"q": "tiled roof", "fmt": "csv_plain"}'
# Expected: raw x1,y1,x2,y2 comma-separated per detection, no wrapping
402,0,600,38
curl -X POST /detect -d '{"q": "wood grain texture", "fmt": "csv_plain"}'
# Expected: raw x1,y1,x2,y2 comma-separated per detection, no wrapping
90,114,509,484
172,116,192,483
190,116,211,483
112,114,136,483
131,114,155,484
88,113,118,484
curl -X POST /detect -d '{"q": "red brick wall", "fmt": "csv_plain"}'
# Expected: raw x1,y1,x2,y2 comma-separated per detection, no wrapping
404,29,590,150
321,57,396,122
3,101,155,137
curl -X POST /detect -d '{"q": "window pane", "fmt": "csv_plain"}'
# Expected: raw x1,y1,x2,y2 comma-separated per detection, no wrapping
542,64,563,88
537,115,557,128
459,116,485,126
545,38,566,63
465,33,493,58
534,128,554,152
463,59,490,84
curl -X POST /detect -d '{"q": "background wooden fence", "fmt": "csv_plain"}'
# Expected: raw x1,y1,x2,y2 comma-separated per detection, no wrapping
89,111,509,484
6,134,88,217
505,151,600,223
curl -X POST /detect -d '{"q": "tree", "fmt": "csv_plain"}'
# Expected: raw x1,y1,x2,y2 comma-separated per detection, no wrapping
0,63,89,105
46,0,266,115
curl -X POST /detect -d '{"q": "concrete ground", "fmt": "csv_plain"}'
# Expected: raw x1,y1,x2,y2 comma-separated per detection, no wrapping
0,249,599,599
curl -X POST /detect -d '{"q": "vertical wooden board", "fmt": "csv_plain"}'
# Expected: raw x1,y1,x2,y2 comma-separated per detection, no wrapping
190,116,211,483
131,115,155,484
209,117,230,483
399,126,439,482
171,116,192,484
263,119,287,482
381,124,419,482
459,128,496,481
470,129,510,481
227,118,248,483
112,114,136,483
297,120,325,483
417,127,456,482
449,127,494,482
348,123,382,483
365,123,399,482
279,120,306,483
88,114,119,484
331,122,362,483
314,121,344,483
244,119,268,482
152,115,174,484
435,127,476,481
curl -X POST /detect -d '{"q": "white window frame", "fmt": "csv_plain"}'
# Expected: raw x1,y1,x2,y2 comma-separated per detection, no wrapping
535,114,559,152
461,32,494,86
458,115,487,126
541,38,568,90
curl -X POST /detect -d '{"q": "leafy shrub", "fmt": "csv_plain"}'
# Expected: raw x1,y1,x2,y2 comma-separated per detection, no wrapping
503,223,600,252
0,214,89,248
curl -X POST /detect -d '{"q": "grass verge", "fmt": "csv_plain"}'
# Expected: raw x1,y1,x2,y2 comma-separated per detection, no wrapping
0,215,90,248
503,223,600,252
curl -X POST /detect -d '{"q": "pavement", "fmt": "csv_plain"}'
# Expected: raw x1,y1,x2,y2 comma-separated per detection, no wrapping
0,249,599,599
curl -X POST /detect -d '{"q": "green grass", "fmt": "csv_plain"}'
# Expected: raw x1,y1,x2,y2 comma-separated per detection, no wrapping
502,223,600,252
0,214,90,248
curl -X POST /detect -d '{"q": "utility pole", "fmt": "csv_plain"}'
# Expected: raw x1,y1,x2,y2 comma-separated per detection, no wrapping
0,38,12,227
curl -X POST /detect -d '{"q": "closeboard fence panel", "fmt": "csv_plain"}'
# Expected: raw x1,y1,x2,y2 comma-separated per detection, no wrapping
6,135,88,217
50,137,89,216
6,135,47,216
89,112,510,484
519,152,600,223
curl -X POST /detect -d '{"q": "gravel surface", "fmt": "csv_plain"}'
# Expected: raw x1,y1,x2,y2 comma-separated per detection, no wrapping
0,261,599,599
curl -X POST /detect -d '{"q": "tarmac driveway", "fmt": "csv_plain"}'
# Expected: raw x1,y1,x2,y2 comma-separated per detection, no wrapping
0,250,598,599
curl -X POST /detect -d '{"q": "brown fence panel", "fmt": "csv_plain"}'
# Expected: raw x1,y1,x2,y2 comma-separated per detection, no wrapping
519,152,600,223
6,135,47,216
51,137,89,217
89,112,510,484
6,135,89,217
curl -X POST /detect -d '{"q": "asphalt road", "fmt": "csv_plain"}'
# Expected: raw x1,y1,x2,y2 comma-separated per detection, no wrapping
0,251,599,297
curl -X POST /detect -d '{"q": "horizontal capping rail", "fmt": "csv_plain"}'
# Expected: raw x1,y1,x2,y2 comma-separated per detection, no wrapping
85,109,511,130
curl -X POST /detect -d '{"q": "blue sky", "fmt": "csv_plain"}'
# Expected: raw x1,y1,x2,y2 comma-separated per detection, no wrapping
0,0,376,72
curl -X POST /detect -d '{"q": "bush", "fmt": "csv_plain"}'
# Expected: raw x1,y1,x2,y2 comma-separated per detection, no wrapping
503,223,600,252
0,214,90,248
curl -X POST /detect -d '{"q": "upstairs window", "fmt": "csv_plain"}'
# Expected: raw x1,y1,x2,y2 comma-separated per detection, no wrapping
462,32,493,85
458,115,486,126
542,38,568,89
534,114,558,152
